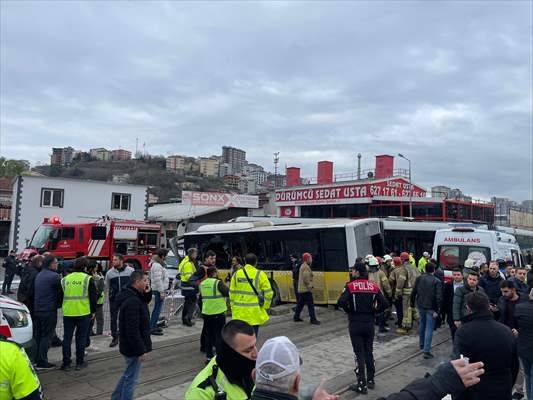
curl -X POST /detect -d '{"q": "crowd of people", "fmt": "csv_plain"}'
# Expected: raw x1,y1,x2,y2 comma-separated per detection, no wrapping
1,246,532,400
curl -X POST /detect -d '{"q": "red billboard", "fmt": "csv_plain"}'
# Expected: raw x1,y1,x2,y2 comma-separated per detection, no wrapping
275,177,426,206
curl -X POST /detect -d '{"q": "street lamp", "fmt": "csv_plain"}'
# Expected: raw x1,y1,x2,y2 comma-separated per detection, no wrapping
397,153,412,218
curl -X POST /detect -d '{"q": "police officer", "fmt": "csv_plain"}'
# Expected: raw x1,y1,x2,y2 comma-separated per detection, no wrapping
0,333,42,400
229,253,273,336
178,248,199,327
185,320,257,400
200,266,229,363
60,257,98,371
338,261,388,394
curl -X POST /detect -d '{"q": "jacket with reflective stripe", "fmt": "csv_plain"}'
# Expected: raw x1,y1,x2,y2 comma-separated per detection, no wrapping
61,272,91,317
229,264,272,326
179,256,196,282
185,357,249,400
0,340,42,400
200,278,227,315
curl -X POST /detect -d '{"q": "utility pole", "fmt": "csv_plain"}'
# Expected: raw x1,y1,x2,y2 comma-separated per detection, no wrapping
357,153,362,180
273,152,280,190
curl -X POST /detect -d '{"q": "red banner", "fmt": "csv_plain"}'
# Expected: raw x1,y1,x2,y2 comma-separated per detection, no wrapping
275,177,426,206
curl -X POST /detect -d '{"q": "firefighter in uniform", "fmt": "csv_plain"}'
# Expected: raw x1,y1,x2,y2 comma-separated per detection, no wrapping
178,248,199,326
229,253,273,336
0,337,42,400
338,261,388,395
60,257,97,371
199,266,229,363
388,256,404,329
367,256,392,333
394,252,421,335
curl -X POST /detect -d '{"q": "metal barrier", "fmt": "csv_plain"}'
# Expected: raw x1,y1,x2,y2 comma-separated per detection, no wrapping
54,290,185,336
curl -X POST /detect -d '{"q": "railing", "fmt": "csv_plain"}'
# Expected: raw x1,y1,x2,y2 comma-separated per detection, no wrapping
298,168,410,185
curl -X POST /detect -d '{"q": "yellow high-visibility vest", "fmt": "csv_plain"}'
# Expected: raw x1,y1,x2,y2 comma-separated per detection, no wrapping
200,278,227,315
178,256,196,282
61,272,91,317
229,264,272,326
0,340,41,400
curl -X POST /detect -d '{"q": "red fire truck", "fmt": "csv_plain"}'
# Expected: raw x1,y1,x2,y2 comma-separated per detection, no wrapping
19,216,163,270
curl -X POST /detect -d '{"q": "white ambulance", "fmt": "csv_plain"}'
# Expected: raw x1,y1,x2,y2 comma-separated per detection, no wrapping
433,227,523,276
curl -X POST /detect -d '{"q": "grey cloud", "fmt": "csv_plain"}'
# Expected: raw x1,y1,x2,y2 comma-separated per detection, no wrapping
0,1,531,200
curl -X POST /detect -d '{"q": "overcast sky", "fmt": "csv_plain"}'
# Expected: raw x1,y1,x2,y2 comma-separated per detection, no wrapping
1,1,531,201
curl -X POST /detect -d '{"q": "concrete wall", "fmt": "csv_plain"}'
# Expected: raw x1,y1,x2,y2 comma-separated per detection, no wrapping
10,176,147,251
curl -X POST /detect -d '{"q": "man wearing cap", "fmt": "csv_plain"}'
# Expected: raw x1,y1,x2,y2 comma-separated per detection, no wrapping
418,252,430,274
394,252,420,335
251,336,338,400
367,256,392,333
338,261,389,395
293,253,321,325
185,320,257,400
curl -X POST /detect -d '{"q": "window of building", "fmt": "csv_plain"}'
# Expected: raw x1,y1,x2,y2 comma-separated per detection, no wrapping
41,188,64,208
112,193,131,211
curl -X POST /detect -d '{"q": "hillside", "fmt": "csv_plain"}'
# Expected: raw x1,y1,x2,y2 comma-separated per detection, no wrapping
34,158,228,202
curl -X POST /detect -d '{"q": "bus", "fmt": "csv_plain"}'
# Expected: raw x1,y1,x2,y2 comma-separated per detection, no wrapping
183,218,385,305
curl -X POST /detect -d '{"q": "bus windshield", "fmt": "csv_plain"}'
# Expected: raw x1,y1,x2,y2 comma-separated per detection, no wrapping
30,225,58,249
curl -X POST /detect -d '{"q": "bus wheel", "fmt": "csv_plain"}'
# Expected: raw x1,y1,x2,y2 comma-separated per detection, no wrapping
126,259,141,270
269,280,281,307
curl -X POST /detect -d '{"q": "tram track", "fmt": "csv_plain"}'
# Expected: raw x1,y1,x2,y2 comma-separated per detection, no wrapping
335,336,453,397
40,308,346,400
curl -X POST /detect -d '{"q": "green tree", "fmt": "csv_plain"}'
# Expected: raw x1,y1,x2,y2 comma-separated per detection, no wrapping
0,157,26,178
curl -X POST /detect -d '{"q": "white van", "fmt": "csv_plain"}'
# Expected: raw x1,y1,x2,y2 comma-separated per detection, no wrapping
433,227,523,273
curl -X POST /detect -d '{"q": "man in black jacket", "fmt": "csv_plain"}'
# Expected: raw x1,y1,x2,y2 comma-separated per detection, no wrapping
453,291,519,400
1,250,17,294
514,288,533,400
410,263,442,359
479,261,504,318
33,255,62,369
112,270,152,400
441,268,463,340
338,262,388,395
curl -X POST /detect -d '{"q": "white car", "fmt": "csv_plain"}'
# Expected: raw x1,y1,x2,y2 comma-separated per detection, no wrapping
0,295,33,349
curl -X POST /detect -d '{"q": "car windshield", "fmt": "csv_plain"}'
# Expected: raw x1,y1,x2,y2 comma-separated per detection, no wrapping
165,255,179,268
29,225,58,249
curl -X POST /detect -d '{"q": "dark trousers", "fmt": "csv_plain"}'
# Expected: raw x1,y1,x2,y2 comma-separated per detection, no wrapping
394,298,404,327
349,320,375,385
62,315,91,366
447,316,457,340
94,304,104,335
33,311,57,364
294,292,317,321
293,283,300,302
2,269,15,292
203,313,226,358
110,301,119,339
376,312,386,330
150,291,163,330
182,293,197,323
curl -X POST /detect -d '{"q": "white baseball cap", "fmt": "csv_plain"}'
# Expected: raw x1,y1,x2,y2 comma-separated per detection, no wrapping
256,336,301,382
